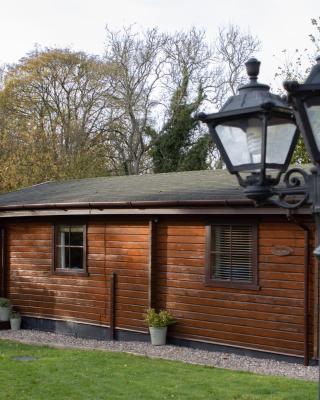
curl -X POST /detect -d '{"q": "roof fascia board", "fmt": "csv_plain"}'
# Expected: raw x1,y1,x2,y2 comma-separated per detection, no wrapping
0,207,311,218
0,199,252,210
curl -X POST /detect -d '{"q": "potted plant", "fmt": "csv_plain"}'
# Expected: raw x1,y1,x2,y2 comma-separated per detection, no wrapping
0,298,11,321
145,308,175,346
10,311,21,331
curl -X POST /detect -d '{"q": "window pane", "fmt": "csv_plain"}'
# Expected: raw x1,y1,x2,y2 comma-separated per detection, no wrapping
58,226,70,246
211,225,254,284
266,117,296,164
216,118,262,167
70,247,83,269
305,97,320,151
55,225,85,271
57,246,69,269
211,225,231,281
70,226,84,246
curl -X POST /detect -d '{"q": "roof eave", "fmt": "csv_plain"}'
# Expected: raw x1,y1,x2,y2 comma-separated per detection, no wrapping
0,199,254,211
0,201,311,218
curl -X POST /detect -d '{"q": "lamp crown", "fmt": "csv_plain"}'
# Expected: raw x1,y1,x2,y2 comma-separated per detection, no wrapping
245,58,261,83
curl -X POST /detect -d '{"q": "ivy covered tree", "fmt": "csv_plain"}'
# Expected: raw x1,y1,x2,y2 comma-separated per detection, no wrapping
152,72,210,173
151,25,260,173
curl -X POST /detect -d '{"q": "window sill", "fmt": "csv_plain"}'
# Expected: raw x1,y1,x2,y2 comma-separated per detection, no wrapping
204,280,260,291
52,269,89,277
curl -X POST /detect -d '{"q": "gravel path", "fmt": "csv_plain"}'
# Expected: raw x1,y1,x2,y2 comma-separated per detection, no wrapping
0,329,318,381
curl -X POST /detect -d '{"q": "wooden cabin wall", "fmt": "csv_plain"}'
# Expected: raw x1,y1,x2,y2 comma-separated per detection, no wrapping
104,222,149,332
6,221,150,333
7,223,108,325
155,218,315,358
4,216,315,358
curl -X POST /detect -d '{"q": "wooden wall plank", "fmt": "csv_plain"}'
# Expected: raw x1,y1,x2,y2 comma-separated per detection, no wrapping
4,217,315,359
155,219,313,357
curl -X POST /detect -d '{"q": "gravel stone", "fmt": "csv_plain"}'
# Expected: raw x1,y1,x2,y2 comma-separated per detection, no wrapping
0,329,317,381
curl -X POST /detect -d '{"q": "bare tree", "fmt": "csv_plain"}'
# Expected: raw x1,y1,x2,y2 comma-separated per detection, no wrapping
162,28,214,98
274,17,320,87
212,25,261,108
105,24,262,174
273,17,320,164
105,26,167,175
151,28,214,173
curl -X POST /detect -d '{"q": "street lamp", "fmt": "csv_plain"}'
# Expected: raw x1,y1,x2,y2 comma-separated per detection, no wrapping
198,58,299,203
198,57,320,210
284,56,320,165
198,55,320,384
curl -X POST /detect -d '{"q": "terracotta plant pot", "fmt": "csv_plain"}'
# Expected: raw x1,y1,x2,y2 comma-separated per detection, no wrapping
149,326,167,346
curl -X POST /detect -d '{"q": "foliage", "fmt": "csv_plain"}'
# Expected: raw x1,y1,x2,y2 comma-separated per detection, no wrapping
0,340,316,400
10,311,21,319
151,24,259,173
291,137,311,165
151,76,209,173
309,17,320,52
144,308,175,327
179,134,212,171
0,48,114,192
0,297,10,307
0,25,262,191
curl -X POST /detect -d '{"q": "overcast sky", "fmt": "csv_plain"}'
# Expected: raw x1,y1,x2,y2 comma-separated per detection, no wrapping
0,0,318,86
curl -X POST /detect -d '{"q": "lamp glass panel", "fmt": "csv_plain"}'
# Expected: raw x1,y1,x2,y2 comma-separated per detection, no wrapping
305,97,320,151
216,118,262,167
266,117,297,165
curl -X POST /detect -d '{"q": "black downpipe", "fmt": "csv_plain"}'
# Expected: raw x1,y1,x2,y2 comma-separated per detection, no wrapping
109,272,116,340
0,227,6,298
287,214,310,366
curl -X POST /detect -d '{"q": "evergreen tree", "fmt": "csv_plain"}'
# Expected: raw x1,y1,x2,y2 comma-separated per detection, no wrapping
152,72,210,173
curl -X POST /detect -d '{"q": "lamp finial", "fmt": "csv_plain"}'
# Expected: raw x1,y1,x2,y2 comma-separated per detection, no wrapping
245,58,260,83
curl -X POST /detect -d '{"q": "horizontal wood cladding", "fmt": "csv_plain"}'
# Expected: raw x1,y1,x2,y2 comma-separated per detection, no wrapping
155,220,311,357
8,223,108,325
4,217,314,358
105,223,149,333
7,221,149,330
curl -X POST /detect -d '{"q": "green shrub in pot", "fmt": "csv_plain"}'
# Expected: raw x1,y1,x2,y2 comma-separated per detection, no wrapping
145,308,175,345
0,298,11,321
10,311,21,330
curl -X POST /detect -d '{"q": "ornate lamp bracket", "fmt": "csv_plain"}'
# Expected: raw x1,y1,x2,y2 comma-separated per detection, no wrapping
259,168,310,210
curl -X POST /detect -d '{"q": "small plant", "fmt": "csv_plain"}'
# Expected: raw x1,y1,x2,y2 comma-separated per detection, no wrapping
0,298,10,308
10,311,21,319
145,308,175,328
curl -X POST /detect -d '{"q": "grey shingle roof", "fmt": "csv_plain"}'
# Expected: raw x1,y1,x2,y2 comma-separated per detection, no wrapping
0,170,245,207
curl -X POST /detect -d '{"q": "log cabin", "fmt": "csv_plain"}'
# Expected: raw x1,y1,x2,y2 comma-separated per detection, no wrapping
0,169,316,365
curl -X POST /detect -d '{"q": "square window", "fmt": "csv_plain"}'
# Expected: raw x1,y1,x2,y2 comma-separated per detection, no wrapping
54,224,87,275
206,223,258,289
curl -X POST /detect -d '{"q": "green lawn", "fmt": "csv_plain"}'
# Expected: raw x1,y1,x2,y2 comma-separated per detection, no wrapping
0,340,316,400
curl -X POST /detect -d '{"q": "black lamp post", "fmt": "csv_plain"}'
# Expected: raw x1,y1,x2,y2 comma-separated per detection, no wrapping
198,56,320,211
199,58,299,203
284,57,320,166
199,56,320,385
283,57,320,258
